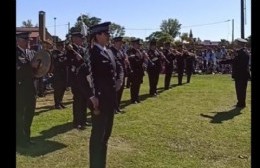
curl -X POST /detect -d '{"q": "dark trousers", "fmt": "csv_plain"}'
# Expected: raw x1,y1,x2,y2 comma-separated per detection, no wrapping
235,79,248,106
89,109,115,168
147,71,160,95
71,84,87,126
16,88,36,145
116,79,125,109
130,81,141,102
164,70,173,89
37,77,45,96
126,77,130,88
186,71,192,83
177,69,184,85
53,80,66,106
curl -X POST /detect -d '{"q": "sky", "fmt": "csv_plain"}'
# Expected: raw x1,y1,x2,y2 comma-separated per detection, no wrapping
16,0,251,42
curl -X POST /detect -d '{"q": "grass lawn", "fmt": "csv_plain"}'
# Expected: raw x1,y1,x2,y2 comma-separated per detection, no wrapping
16,74,251,168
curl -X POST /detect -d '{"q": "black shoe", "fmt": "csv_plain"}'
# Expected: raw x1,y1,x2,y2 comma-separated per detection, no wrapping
60,103,66,108
55,105,62,109
85,122,92,126
76,125,86,130
236,104,246,108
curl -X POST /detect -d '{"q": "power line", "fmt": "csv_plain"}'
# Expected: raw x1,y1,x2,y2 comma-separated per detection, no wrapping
124,19,231,31
181,20,230,28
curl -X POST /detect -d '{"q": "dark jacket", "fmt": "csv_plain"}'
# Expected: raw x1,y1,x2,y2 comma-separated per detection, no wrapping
89,45,123,111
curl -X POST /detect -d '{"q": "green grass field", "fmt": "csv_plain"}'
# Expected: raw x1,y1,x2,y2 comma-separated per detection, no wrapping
16,74,251,168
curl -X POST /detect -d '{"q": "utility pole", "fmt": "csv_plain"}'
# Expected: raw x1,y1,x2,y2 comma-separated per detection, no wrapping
232,19,234,42
68,22,70,34
241,0,245,38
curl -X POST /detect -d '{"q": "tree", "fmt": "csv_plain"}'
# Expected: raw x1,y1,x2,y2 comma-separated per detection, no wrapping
219,39,230,46
70,14,102,33
180,33,189,42
71,14,125,38
189,29,193,38
146,31,174,46
22,19,34,27
75,14,101,28
109,23,125,38
160,18,181,39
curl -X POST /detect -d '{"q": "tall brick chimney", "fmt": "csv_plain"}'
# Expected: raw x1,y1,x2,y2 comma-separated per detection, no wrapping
39,11,46,42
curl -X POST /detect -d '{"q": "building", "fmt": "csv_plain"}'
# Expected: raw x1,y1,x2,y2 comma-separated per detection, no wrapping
16,27,53,47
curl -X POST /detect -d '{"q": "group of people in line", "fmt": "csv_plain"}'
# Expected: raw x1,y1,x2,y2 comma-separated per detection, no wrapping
16,21,251,168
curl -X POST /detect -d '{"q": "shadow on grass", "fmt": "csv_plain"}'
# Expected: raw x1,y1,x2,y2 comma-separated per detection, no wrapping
119,83,180,112
17,122,73,157
35,101,73,116
16,140,67,157
200,107,243,124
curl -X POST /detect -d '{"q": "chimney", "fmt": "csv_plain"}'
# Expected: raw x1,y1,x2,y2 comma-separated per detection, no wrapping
39,11,46,42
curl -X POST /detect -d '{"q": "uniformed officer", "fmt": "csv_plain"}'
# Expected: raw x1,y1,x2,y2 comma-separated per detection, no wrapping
52,40,67,109
127,38,145,103
147,39,162,96
87,22,123,168
220,38,251,108
162,42,176,90
66,32,88,129
110,36,125,113
176,45,185,85
16,32,37,147
185,50,196,83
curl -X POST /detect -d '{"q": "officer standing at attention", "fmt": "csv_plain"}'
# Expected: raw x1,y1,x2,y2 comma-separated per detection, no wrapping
87,22,123,168
176,45,185,85
147,39,162,96
66,32,88,129
110,36,125,113
220,38,250,108
162,42,176,90
127,39,145,103
52,40,67,109
185,49,196,83
16,32,37,147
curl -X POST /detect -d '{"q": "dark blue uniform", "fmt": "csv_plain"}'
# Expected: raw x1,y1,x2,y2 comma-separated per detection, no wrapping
16,46,36,147
66,43,86,128
52,49,67,108
147,49,162,96
185,54,195,83
176,53,185,85
127,48,145,103
220,48,250,107
110,46,125,112
88,44,123,167
163,49,176,89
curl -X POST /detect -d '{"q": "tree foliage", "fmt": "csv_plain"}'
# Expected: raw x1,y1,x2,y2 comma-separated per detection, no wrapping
180,33,189,42
109,23,125,38
160,18,181,39
219,39,230,46
146,31,174,46
71,14,101,33
70,14,125,38
189,29,193,38
22,19,34,27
